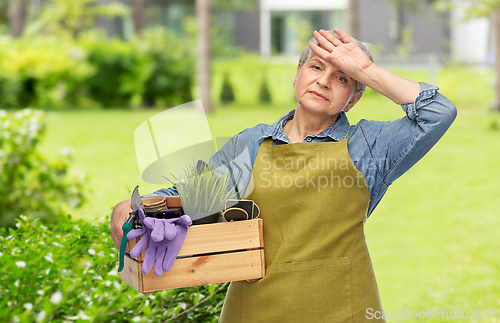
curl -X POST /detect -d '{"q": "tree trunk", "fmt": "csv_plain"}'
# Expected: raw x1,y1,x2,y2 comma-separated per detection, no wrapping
8,0,27,38
196,0,212,113
493,7,500,111
347,0,359,39
132,0,143,36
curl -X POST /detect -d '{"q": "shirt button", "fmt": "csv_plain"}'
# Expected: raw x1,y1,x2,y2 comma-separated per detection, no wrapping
306,137,312,142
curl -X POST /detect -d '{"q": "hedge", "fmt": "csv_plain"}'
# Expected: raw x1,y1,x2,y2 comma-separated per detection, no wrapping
0,28,194,109
212,55,298,107
0,214,229,322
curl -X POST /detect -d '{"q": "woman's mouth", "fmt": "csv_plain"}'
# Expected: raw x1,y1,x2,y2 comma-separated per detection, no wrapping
308,91,328,101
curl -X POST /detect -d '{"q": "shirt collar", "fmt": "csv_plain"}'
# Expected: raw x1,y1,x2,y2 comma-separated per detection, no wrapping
258,109,351,142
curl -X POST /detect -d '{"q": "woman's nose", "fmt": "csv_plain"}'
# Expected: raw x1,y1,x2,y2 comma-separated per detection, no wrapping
316,75,330,88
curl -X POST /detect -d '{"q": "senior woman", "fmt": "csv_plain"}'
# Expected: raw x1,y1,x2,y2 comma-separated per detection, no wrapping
110,29,456,322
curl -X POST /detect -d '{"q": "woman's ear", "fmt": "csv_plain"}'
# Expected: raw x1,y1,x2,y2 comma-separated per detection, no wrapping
293,64,301,88
344,91,363,113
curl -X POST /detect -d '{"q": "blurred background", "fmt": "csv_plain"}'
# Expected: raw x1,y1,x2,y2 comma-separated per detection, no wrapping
1,0,499,322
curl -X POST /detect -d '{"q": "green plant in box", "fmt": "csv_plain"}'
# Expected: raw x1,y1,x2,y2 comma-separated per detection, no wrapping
170,161,236,223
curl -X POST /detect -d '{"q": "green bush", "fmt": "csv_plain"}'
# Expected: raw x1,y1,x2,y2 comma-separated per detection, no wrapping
0,72,21,108
141,28,194,107
0,38,94,109
0,31,194,109
0,109,85,228
81,29,194,108
0,215,228,322
81,37,153,108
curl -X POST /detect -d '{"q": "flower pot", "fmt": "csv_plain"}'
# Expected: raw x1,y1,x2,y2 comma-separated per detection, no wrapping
184,211,222,225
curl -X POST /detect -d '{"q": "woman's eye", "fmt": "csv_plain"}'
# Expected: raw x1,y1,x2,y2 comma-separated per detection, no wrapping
338,76,346,82
312,65,321,71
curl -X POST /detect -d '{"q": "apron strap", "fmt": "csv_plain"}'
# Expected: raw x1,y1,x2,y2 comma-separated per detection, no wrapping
261,137,273,148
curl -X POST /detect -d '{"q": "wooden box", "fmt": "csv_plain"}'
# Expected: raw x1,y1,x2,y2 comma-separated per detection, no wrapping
120,216,265,294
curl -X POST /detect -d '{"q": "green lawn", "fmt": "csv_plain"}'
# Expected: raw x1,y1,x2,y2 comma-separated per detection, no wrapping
37,67,500,322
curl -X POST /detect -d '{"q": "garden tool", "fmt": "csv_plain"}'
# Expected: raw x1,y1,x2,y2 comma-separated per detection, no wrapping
232,161,253,198
221,160,241,199
117,212,136,272
127,209,192,276
220,160,252,201
117,185,143,272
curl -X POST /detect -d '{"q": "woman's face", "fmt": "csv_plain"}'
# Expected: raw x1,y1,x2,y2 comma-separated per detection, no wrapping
294,52,361,118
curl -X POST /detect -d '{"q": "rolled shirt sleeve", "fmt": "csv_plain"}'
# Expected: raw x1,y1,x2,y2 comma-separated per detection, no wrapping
354,82,457,215
384,82,457,184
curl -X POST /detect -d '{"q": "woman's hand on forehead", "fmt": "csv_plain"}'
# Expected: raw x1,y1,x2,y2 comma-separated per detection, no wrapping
309,28,373,82
309,28,421,105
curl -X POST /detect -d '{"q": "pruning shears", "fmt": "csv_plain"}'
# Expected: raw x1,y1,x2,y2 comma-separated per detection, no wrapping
117,185,143,272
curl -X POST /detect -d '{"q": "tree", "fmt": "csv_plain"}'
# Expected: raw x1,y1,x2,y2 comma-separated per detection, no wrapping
0,0,29,37
132,0,143,36
197,0,212,113
8,0,28,37
27,0,129,39
195,0,255,113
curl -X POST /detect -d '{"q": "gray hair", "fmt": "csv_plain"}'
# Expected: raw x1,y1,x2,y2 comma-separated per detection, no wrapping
298,31,373,93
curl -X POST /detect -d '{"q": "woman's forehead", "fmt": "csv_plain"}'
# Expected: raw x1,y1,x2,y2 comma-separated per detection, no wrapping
307,54,326,65
306,51,331,65
306,53,346,74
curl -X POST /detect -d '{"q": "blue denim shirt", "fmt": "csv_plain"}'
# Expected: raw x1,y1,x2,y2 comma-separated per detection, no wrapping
153,82,457,217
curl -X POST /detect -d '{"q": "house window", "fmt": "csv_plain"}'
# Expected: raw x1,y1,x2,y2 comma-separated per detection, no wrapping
271,13,285,54
269,10,344,56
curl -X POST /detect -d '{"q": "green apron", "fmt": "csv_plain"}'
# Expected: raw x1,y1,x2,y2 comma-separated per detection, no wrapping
219,137,385,322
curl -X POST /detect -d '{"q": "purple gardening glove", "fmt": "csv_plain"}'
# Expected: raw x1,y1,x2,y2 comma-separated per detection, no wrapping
127,209,192,277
